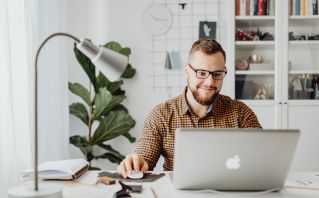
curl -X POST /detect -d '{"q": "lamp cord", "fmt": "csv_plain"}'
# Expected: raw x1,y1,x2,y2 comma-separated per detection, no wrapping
34,32,80,191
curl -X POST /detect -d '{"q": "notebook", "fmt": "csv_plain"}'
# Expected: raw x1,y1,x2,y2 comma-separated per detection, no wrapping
172,128,300,191
21,158,89,180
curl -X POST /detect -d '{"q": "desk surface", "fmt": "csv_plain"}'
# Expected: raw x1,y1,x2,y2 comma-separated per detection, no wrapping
43,171,319,198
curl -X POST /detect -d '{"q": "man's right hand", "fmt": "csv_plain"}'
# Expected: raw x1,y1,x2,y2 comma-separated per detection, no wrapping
117,152,149,178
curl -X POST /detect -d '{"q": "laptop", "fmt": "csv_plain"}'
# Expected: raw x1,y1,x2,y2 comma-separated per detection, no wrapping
172,128,300,191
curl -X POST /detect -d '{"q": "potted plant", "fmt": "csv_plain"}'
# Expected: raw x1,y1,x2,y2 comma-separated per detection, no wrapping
69,41,136,170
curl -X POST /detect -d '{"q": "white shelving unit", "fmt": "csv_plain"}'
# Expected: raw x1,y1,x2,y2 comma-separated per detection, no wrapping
227,0,319,172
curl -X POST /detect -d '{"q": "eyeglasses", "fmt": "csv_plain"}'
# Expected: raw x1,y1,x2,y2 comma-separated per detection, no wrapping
188,64,227,80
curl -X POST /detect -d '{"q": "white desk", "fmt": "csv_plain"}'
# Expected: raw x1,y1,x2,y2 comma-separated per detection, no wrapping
43,171,319,198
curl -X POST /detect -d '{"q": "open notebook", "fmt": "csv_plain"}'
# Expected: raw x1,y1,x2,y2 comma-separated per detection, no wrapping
21,159,89,180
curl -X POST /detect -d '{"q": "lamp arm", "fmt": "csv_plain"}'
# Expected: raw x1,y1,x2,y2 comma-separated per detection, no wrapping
34,32,80,191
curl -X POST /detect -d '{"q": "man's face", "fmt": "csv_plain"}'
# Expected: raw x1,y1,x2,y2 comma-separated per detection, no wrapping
185,50,226,105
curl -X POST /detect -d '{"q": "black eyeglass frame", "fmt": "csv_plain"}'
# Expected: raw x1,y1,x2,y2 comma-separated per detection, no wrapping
188,64,227,80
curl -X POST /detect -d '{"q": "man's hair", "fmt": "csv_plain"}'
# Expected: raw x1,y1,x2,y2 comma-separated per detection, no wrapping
188,39,226,62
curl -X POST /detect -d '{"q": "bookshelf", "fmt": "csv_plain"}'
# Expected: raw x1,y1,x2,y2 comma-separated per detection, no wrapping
228,0,319,171
233,1,278,101
227,0,319,130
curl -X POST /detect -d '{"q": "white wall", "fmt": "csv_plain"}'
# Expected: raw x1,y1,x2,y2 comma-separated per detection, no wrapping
66,0,229,170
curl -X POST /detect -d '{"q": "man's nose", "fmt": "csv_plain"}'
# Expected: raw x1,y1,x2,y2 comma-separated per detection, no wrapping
203,74,216,85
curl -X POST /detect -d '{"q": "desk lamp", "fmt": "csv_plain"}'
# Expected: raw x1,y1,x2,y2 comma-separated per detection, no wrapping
8,32,128,198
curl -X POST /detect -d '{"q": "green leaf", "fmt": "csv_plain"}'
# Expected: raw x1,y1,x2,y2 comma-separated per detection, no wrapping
68,82,91,105
119,47,131,56
92,87,112,120
96,72,109,90
69,135,92,157
69,103,89,125
121,64,136,78
97,95,126,119
96,143,125,164
122,133,136,143
107,80,124,94
98,144,125,159
109,104,128,113
96,152,123,164
91,110,136,145
103,41,122,52
96,72,124,95
73,46,96,89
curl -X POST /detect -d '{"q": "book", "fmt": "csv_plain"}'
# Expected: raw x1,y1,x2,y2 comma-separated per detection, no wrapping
258,0,264,15
264,0,268,15
254,0,259,15
314,0,318,15
246,0,250,16
269,0,275,16
296,0,301,15
21,159,89,180
236,0,240,16
301,0,306,15
307,0,313,15
240,0,246,16
250,0,255,15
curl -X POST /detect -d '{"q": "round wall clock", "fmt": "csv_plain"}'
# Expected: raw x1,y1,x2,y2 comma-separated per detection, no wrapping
142,4,173,36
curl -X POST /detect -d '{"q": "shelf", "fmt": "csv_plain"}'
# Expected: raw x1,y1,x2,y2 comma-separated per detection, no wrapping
236,16,275,20
289,41,319,45
236,70,275,75
289,70,319,75
289,15,319,20
236,16,275,27
235,41,275,49
236,41,275,45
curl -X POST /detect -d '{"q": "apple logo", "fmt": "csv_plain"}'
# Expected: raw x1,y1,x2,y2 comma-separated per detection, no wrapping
225,155,241,170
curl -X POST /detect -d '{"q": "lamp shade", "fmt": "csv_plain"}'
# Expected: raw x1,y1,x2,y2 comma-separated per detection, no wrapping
76,39,128,81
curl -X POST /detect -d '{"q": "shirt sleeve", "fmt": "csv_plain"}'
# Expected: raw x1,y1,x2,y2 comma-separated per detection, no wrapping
135,106,163,170
237,101,262,128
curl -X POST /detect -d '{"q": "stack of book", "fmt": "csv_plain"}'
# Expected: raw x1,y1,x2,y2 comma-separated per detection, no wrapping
235,0,275,16
290,0,319,16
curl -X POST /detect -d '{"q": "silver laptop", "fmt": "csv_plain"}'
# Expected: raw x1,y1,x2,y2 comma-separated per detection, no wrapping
172,128,300,191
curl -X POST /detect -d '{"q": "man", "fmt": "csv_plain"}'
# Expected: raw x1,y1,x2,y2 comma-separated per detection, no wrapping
117,39,261,178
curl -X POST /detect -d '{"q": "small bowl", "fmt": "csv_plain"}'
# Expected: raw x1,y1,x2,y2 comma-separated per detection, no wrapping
249,55,263,63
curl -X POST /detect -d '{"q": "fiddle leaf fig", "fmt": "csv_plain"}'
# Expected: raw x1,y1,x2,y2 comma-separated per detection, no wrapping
69,40,136,168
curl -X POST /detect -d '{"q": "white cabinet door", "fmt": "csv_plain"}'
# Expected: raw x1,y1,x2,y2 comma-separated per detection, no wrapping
288,105,319,172
245,103,280,129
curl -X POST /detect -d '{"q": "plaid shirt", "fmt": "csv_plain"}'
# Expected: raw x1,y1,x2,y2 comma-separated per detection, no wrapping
136,87,262,171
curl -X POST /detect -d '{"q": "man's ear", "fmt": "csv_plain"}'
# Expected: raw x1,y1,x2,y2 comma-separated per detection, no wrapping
184,64,189,78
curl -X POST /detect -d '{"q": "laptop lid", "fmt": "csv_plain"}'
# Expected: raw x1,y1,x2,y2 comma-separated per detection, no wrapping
172,128,300,191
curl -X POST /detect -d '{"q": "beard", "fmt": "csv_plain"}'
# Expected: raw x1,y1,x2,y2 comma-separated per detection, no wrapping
188,84,220,106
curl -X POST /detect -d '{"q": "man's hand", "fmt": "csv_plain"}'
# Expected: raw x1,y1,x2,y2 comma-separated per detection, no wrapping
117,152,149,178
